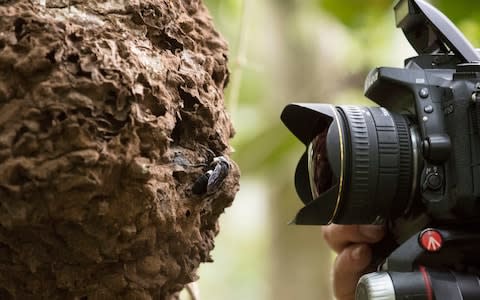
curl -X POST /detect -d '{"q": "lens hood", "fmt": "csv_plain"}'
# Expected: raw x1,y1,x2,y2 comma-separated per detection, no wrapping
281,103,346,225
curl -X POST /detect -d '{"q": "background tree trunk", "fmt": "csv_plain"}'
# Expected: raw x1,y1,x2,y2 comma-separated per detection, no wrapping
0,1,239,299
267,1,335,299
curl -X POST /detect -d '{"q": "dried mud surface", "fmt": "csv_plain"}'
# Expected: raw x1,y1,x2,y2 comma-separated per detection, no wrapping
0,1,239,299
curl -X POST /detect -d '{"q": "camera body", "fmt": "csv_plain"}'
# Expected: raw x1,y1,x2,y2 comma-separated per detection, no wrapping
366,53,480,223
371,0,480,224
281,0,480,299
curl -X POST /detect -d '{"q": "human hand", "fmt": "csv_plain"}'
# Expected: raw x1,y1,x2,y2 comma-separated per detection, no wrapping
322,225,385,300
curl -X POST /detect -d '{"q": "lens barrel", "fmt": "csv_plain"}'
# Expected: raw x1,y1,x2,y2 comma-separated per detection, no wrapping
335,106,414,223
280,104,418,225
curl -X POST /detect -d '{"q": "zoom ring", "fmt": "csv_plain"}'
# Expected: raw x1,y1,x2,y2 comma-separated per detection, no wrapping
340,106,374,222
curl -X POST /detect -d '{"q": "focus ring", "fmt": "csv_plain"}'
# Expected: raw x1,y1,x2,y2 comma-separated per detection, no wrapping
339,106,378,223
392,114,413,216
345,106,370,196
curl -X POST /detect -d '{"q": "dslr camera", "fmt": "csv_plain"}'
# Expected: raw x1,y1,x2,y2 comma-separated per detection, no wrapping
281,0,480,299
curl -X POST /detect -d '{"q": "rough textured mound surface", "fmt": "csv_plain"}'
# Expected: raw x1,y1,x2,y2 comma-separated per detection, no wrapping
0,1,239,299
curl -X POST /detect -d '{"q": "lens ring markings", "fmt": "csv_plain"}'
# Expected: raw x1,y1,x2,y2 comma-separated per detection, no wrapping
331,106,414,224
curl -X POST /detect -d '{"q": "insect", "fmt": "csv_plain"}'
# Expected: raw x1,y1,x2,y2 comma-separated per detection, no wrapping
192,156,230,195
206,156,230,194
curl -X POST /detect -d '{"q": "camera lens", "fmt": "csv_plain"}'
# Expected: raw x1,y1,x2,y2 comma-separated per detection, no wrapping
312,106,416,224
308,122,334,199
281,104,419,225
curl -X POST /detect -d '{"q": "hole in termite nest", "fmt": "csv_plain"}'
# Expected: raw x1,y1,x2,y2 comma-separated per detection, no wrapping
14,18,27,41
46,49,56,63
67,53,80,63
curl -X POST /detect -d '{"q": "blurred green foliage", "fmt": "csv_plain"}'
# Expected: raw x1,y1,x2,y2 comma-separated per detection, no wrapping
317,0,480,42
199,1,480,299
317,0,480,26
317,0,392,27
435,0,480,23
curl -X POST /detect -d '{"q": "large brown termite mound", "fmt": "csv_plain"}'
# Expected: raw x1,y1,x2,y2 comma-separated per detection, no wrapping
0,1,239,299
